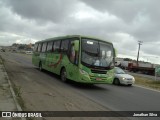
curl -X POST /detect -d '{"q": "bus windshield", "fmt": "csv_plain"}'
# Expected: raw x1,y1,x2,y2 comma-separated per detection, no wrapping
81,38,114,68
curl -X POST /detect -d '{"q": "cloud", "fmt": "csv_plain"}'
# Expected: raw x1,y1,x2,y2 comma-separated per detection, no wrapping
0,32,37,46
0,0,159,64
79,0,160,40
80,0,151,22
79,0,160,63
5,0,78,23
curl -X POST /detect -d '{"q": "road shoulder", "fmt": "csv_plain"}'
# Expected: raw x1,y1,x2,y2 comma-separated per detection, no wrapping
0,55,24,120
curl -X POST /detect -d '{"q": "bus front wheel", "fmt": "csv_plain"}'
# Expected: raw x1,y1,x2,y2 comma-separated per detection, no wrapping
113,78,120,85
60,68,67,82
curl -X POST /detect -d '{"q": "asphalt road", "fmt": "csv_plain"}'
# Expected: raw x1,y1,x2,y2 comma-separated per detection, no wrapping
1,52,160,120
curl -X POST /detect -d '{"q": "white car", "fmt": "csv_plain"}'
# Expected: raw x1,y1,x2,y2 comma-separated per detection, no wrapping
113,67,135,86
25,51,33,54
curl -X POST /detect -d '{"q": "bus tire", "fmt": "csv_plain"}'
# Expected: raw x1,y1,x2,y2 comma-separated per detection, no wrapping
60,68,67,82
39,62,43,71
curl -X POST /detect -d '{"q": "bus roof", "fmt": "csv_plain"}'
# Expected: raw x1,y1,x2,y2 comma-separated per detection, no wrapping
35,35,112,44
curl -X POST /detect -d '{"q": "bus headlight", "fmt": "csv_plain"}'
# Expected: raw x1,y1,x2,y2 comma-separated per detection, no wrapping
79,69,89,76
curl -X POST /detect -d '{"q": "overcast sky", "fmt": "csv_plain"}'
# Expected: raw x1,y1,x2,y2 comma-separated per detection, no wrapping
0,0,160,64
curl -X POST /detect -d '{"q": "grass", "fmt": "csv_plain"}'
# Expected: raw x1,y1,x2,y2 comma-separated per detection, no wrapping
12,83,26,110
0,55,25,109
1,67,5,72
10,81,35,120
0,57,2,65
1,57,5,62
0,55,34,120
133,75,160,90
12,84,35,120
0,85,6,90
0,55,5,64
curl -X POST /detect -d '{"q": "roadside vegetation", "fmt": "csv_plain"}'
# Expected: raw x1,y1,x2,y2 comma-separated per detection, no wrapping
1,56,34,120
134,75,160,90
12,84,26,110
0,56,2,64
12,84,34,120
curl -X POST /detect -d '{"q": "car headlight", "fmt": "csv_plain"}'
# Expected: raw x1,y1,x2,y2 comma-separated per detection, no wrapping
122,77,126,80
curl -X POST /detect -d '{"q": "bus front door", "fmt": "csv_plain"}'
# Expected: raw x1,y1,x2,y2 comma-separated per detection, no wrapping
67,40,80,81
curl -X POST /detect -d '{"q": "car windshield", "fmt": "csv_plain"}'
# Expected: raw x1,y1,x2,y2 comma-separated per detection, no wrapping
81,38,114,68
115,67,125,74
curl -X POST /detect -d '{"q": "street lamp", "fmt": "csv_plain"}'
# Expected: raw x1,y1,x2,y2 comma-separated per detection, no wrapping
137,41,143,66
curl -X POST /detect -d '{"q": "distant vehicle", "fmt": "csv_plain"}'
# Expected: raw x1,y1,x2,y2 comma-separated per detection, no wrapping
25,51,33,54
118,61,155,75
32,35,116,84
128,62,155,75
113,67,135,86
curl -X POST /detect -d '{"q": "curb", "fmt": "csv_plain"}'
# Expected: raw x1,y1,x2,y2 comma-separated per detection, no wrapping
0,55,26,120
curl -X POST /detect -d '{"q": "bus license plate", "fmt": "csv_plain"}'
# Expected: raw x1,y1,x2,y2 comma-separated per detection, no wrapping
96,78,102,80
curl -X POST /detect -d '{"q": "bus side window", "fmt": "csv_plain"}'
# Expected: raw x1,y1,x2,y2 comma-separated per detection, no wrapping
33,43,38,52
42,42,47,52
38,43,42,52
69,40,79,65
61,40,69,53
52,42,54,52
46,41,53,52
53,41,60,53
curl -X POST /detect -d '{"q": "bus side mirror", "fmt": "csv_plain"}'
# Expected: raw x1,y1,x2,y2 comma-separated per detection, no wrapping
114,48,117,57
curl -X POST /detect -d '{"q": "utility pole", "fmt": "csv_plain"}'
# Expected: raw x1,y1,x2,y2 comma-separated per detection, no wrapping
137,41,143,66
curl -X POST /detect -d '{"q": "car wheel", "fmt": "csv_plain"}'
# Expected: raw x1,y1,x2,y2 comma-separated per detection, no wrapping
128,84,132,86
114,78,120,85
61,68,67,82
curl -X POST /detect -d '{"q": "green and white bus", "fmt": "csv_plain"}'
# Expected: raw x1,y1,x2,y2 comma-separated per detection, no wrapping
32,35,115,84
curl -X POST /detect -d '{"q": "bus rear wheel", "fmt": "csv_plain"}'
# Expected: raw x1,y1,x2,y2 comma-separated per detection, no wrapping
39,62,43,71
61,68,67,82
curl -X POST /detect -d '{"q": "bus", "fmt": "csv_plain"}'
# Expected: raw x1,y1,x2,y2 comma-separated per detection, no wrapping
32,35,115,84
